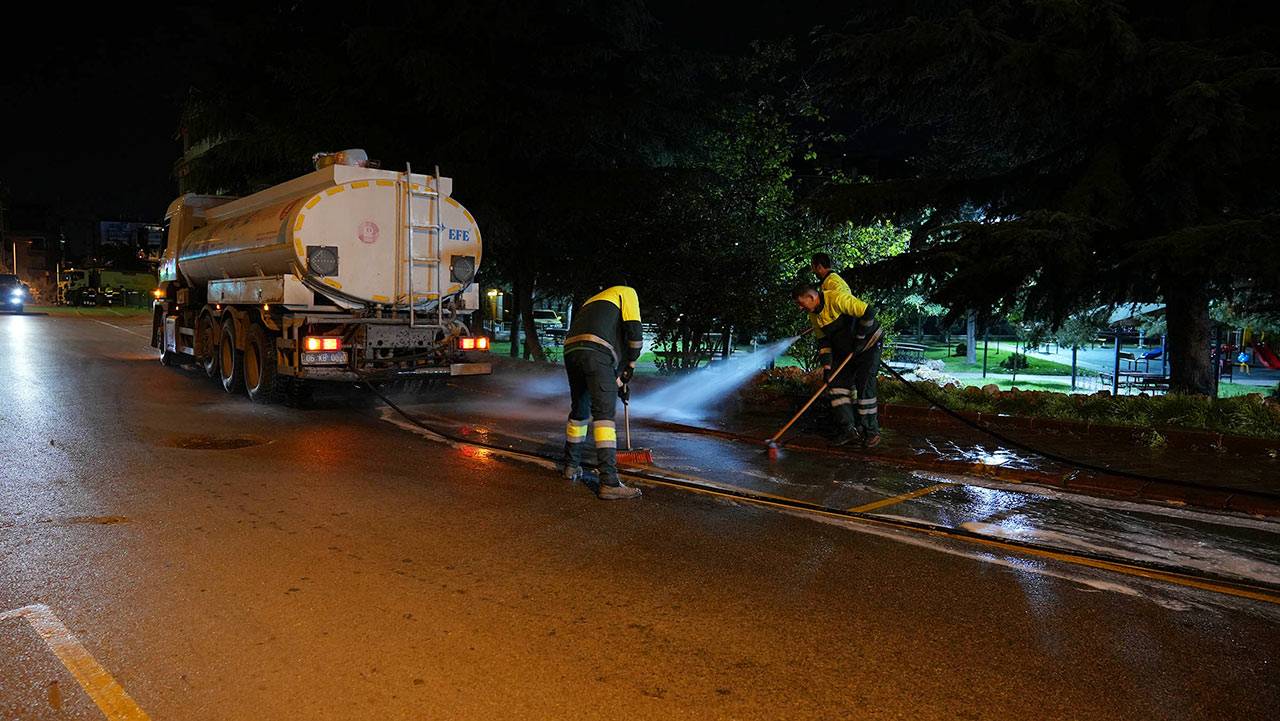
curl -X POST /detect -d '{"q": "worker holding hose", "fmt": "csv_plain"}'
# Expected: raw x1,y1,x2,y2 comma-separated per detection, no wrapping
811,253,850,295
560,282,645,500
792,283,883,448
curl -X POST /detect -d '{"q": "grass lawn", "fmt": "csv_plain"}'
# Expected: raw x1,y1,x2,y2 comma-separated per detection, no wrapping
936,375,1274,399
22,305,151,318
1218,381,1279,399
924,347,1075,376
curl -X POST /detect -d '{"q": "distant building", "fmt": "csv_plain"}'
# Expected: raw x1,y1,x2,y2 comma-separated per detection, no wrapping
6,233,57,303
98,221,165,259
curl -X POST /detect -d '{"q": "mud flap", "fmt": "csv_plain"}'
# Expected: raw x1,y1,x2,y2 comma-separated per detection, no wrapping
164,315,180,353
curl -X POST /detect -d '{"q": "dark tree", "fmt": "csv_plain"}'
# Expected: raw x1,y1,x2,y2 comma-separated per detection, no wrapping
179,0,699,359
810,0,1280,394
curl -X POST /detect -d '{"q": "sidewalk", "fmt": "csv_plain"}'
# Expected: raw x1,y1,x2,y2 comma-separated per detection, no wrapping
482,355,1280,515
716,398,1280,515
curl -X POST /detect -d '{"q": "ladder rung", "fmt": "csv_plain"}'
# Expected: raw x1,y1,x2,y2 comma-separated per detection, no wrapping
411,258,440,265
410,190,439,198
408,224,440,232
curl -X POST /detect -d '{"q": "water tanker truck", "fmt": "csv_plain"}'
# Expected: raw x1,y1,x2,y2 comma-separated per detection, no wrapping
152,149,491,401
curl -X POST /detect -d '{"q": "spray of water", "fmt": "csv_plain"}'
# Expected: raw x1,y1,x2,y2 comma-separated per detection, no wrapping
631,336,799,421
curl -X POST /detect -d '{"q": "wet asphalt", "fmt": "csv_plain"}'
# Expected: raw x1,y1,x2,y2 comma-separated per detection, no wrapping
2,312,1279,720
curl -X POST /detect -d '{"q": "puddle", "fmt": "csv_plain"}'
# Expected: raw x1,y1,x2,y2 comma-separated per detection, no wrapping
164,434,268,450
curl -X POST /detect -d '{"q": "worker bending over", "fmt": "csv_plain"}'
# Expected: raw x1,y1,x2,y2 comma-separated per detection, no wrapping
793,283,883,448
561,283,645,500
811,253,850,295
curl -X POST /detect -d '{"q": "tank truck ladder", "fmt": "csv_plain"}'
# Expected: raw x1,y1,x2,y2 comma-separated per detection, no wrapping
402,162,445,330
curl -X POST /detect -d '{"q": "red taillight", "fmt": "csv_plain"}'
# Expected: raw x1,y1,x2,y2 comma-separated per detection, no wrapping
305,336,342,352
459,337,477,350
477,337,490,351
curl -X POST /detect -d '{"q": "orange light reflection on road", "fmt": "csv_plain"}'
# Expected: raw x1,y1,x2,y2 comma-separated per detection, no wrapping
458,445,494,463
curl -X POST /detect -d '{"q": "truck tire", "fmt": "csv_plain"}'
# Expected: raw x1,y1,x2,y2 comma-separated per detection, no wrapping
197,314,220,380
219,319,245,393
244,323,285,403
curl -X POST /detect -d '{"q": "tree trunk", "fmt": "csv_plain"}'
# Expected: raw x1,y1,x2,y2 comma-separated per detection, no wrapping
519,276,546,362
966,311,977,364
1165,283,1214,395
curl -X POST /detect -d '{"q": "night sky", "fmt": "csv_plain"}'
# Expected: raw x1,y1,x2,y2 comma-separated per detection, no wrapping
0,2,815,242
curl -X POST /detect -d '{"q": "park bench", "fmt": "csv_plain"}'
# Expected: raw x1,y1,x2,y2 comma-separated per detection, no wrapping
890,342,928,365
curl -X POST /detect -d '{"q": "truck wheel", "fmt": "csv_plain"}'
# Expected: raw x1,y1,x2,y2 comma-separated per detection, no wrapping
285,379,313,408
244,324,285,403
219,319,245,394
198,315,220,380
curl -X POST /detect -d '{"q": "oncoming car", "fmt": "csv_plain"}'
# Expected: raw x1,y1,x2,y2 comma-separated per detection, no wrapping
0,274,27,313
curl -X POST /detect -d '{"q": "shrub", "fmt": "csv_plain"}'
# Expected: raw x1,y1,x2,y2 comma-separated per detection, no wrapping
739,371,1280,438
999,352,1030,370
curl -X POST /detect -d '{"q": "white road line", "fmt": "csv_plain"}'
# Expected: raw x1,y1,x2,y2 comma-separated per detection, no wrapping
91,319,150,339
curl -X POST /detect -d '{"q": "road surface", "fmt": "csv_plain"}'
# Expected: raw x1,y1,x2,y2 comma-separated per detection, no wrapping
2,311,1278,720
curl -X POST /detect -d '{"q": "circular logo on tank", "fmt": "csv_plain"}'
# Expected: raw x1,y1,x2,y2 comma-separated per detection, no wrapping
358,221,380,244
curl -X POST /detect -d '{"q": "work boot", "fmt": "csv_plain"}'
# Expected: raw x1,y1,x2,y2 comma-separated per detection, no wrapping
863,433,882,449
561,465,583,482
598,482,642,500
828,428,861,447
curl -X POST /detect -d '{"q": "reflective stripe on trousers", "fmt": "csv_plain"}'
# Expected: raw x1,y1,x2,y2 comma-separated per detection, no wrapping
565,420,589,443
592,420,617,448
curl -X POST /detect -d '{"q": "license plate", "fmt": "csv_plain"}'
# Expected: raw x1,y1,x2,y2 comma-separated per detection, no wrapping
302,351,348,365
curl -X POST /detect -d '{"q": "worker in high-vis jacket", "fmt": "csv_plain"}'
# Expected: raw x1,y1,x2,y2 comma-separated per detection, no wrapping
811,253,850,295
561,283,645,500
792,282,883,448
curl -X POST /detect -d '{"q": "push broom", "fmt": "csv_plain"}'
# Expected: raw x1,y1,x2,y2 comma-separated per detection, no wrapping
616,383,654,466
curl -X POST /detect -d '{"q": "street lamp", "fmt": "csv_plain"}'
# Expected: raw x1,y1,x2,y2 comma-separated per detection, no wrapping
486,289,500,324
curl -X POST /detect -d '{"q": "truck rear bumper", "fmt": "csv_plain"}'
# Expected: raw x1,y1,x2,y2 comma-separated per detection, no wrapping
296,362,492,382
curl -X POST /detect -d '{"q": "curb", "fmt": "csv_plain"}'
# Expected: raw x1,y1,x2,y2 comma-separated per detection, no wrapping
877,403,1280,456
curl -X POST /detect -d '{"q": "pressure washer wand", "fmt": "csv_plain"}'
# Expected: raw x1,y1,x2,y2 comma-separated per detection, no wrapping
765,350,856,453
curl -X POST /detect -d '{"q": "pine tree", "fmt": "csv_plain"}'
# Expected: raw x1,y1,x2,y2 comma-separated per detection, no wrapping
811,0,1280,394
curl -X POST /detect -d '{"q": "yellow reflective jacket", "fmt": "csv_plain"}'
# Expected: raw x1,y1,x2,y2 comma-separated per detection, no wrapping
807,289,878,360
820,271,850,295
564,285,644,368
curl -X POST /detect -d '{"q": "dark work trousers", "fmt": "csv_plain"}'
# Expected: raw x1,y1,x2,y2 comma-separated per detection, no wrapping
562,349,620,485
829,339,882,437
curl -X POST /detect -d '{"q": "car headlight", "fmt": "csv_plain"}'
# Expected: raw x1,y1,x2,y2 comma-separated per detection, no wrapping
9,289,22,299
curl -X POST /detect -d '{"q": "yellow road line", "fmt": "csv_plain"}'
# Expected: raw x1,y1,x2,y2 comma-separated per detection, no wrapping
0,604,150,720
849,483,951,513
